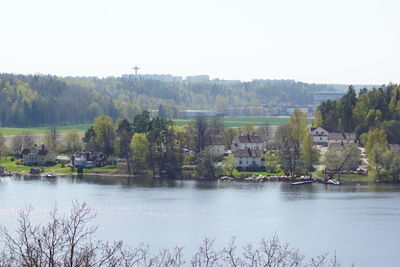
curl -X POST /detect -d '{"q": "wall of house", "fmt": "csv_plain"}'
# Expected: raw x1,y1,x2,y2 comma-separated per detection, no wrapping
234,156,262,168
313,136,328,144
235,143,263,151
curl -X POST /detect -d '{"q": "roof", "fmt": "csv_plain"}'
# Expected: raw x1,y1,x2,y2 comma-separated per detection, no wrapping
236,134,263,144
21,148,31,155
310,126,334,133
388,144,400,151
205,135,224,146
234,148,263,158
328,132,356,141
38,149,49,156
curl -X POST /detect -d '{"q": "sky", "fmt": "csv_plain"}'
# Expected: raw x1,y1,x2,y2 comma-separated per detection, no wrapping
0,0,399,84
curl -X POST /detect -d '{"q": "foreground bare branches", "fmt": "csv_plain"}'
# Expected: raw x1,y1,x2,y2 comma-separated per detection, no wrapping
0,203,341,267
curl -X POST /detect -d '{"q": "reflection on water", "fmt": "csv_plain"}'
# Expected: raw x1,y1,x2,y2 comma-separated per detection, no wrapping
1,174,400,266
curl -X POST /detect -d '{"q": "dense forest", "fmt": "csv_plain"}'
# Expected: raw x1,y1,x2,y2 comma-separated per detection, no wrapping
0,73,336,127
315,84,400,144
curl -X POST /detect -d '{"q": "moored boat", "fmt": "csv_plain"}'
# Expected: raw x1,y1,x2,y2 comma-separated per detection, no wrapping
42,173,57,179
291,180,314,185
326,179,341,185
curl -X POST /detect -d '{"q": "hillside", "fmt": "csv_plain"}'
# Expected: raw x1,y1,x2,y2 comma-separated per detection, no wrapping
1,73,338,127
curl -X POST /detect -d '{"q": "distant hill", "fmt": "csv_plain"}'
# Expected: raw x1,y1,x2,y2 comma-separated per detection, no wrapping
0,73,373,127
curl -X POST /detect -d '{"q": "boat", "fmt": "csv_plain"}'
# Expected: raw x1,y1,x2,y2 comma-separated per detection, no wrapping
291,180,314,185
220,176,234,180
42,173,57,179
326,179,341,185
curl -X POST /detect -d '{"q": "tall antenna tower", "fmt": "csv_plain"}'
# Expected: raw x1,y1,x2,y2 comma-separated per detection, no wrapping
132,65,140,76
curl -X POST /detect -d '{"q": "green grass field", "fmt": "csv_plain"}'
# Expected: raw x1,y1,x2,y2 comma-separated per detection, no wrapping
0,116,312,136
0,157,117,175
0,124,92,136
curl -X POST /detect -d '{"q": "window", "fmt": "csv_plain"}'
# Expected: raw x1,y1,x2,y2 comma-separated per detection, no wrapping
316,131,319,134
239,160,242,165
320,137,322,140
252,161,256,165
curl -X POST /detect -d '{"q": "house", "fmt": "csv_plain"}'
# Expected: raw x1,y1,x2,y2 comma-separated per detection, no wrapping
205,135,225,156
388,144,400,153
328,132,357,148
73,151,107,168
234,148,263,170
21,144,56,166
310,126,333,146
232,134,264,152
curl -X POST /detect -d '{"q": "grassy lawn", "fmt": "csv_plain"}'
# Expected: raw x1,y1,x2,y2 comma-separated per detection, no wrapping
0,157,117,175
0,124,92,136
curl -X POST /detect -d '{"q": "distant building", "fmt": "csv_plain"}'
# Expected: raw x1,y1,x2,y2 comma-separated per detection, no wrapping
73,151,107,168
186,75,209,83
311,126,333,146
121,74,183,83
234,148,263,169
314,92,345,106
285,106,312,115
21,144,56,166
388,144,400,153
205,135,225,156
328,132,357,148
232,134,264,152
180,110,216,118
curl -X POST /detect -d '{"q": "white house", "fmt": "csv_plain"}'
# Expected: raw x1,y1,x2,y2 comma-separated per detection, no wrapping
205,135,225,156
234,148,263,170
328,132,357,148
232,134,264,152
310,126,332,145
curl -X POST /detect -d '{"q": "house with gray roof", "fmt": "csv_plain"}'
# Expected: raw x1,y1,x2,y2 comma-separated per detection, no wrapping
232,134,264,152
310,126,333,146
21,144,56,166
328,132,357,148
205,135,225,156
388,144,400,153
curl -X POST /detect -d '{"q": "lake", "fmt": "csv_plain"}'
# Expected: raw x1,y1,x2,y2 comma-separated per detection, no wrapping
0,175,399,266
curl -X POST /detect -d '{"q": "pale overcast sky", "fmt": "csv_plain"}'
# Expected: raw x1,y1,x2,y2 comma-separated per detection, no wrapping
0,0,399,84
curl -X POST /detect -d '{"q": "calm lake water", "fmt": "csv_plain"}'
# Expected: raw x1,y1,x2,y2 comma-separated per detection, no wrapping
1,175,400,266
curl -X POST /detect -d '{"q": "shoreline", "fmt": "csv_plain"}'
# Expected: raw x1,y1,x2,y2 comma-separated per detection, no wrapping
3,170,388,184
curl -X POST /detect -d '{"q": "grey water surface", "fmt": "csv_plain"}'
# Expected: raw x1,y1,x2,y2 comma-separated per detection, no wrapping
0,175,399,266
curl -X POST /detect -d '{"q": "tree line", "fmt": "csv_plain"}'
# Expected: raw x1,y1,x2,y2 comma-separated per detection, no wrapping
0,73,335,127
